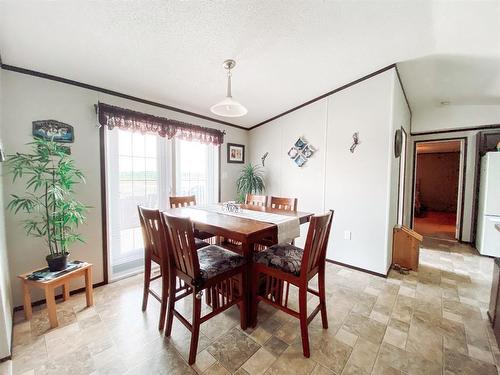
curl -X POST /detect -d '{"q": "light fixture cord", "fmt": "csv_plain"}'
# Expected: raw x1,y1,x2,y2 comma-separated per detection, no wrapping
226,69,232,98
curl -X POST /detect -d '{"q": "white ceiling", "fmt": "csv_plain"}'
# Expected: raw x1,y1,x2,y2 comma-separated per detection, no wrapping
0,1,499,128
397,55,500,109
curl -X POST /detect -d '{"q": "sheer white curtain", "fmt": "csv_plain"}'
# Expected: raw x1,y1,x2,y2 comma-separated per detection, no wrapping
175,139,219,205
106,130,219,280
106,128,171,279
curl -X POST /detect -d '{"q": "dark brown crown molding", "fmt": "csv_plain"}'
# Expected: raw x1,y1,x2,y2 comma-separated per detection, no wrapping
249,63,406,130
5,61,495,137
394,64,413,119
0,63,248,131
411,124,500,137
1,62,416,132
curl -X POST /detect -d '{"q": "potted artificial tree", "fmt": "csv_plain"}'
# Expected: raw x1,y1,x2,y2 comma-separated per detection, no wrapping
6,137,88,271
236,163,265,203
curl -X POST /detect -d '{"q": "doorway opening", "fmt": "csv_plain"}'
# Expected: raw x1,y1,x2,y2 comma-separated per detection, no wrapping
412,139,465,241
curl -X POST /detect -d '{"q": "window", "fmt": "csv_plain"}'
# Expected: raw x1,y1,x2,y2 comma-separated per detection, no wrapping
175,139,219,205
106,130,218,280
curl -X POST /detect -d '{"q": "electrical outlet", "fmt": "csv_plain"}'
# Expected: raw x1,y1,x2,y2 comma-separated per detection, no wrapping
344,231,351,240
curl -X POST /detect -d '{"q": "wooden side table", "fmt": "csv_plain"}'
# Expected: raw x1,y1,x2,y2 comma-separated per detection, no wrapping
18,262,93,328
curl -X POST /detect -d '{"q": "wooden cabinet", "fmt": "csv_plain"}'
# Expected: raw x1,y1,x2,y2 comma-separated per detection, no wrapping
392,225,422,271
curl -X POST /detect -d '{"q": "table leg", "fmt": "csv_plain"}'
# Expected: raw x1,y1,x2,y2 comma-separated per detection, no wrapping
22,282,32,321
62,283,70,301
85,266,94,307
45,286,58,329
241,241,256,327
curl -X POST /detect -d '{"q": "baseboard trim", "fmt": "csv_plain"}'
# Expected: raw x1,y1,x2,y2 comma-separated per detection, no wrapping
326,258,388,278
13,281,106,312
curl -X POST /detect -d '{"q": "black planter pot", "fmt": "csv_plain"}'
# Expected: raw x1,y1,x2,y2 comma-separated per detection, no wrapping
46,253,69,272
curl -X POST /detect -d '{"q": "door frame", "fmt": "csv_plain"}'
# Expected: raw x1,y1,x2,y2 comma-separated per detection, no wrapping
397,127,408,226
410,137,467,241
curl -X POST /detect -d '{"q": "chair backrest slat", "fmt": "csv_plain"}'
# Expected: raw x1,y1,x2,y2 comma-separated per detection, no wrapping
245,194,268,207
170,195,197,208
301,210,334,277
138,206,169,265
162,213,200,281
270,196,298,212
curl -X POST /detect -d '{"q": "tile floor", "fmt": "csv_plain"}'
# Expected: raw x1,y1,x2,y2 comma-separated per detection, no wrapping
1,237,499,375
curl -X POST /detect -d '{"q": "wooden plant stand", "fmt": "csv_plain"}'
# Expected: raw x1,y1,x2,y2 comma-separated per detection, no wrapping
18,262,93,329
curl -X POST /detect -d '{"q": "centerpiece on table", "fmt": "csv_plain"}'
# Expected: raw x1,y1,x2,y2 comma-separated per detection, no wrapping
6,137,89,271
235,163,265,203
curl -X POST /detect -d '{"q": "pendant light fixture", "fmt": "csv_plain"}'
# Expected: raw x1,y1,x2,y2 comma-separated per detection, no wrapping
210,59,248,117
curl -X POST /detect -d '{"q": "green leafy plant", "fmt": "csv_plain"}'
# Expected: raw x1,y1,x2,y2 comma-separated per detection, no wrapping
236,163,265,203
6,137,88,258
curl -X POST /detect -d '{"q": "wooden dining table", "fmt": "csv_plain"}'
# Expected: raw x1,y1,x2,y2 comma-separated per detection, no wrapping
163,204,312,326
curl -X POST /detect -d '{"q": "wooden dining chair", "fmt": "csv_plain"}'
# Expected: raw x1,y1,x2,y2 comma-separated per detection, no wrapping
254,196,298,250
169,195,217,244
270,196,298,211
162,213,248,365
169,195,197,208
138,206,209,331
251,210,334,357
245,194,268,207
138,206,170,331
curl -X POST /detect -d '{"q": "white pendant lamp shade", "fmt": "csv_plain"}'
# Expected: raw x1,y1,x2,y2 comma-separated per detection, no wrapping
210,97,248,117
210,59,248,118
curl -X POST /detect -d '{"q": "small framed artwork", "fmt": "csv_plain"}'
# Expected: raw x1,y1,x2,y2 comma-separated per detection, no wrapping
294,154,307,167
227,143,245,164
294,137,307,150
32,120,74,143
302,144,315,158
288,147,299,159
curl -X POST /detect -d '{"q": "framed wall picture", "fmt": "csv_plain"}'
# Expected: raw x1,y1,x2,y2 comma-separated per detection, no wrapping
227,143,245,164
32,120,74,143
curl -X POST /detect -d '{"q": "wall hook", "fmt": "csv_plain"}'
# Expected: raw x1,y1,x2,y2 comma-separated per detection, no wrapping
261,152,269,166
350,132,360,153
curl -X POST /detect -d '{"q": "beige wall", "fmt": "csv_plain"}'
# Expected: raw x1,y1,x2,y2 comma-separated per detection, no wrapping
412,105,500,134
1,70,248,307
249,68,410,275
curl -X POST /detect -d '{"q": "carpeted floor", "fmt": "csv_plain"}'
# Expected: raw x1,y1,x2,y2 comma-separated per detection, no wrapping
414,211,457,240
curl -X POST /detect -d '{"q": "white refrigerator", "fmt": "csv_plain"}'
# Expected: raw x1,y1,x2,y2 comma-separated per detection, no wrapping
477,152,500,256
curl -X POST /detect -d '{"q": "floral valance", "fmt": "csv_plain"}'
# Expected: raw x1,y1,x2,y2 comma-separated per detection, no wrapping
97,102,225,146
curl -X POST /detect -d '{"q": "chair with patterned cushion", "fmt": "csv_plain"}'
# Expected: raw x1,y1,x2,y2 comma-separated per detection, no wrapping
169,195,217,244
138,206,209,331
162,213,247,365
251,210,334,358
245,194,268,207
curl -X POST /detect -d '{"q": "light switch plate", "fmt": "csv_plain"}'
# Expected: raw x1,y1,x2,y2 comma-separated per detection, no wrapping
344,231,351,240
